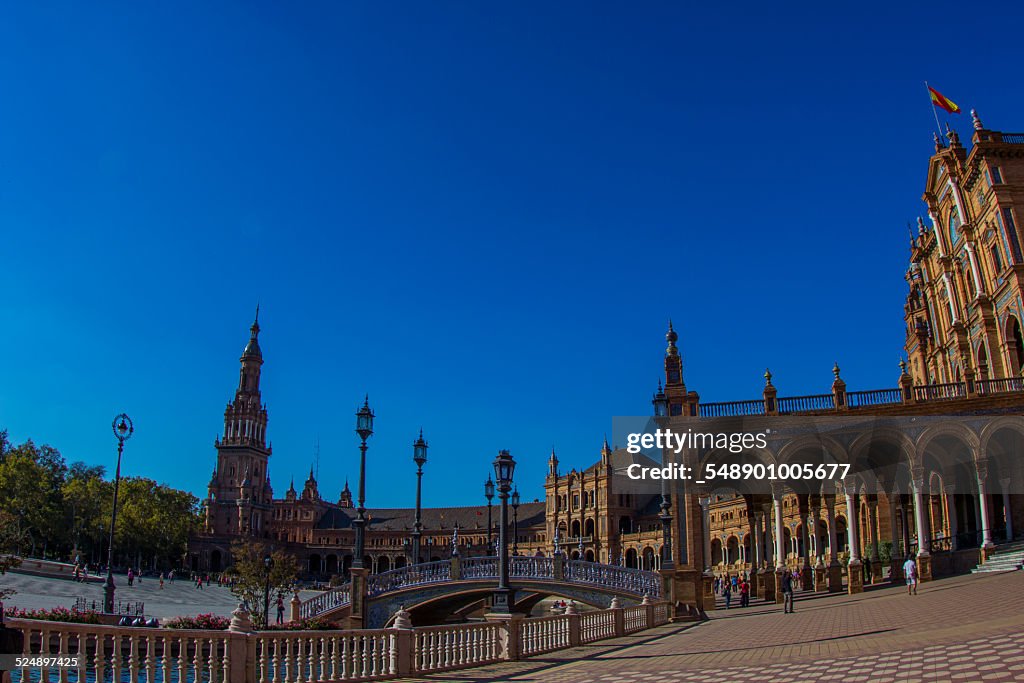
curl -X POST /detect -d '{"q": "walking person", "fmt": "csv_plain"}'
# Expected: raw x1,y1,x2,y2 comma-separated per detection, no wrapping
723,581,732,609
276,594,285,624
903,555,918,596
159,573,165,590
127,568,134,587
781,568,794,613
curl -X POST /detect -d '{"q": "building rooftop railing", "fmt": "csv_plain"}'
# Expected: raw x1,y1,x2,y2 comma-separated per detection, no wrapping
695,374,1024,419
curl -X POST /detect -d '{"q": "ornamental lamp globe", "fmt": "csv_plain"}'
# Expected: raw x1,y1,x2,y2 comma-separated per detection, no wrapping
356,396,374,439
413,430,428,467
493,449,515,487
484,476,495,500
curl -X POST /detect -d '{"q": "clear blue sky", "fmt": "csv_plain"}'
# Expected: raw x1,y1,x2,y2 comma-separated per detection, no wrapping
2,2,1022,508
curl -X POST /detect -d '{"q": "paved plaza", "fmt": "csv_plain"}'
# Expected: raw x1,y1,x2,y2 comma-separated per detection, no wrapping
395,570,1024,682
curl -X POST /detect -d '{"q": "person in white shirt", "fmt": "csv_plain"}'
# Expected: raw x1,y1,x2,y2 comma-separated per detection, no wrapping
902,555,918,595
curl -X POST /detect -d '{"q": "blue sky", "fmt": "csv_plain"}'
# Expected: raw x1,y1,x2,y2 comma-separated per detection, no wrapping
2,2,1022,508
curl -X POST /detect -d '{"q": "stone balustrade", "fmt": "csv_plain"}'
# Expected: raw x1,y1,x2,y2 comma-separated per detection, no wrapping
4,598,670,682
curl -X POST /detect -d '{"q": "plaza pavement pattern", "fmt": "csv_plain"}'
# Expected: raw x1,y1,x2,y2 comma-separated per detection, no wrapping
395,570,1024,682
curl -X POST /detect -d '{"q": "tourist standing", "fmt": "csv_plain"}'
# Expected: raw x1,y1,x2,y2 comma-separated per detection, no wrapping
781,569,794,613
276,594,285,624
740,578,750,608
723,581,732,609
903,555,918,596
127,568,134,587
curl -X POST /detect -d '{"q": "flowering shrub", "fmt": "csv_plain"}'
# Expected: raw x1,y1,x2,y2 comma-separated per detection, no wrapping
262,617,341,631
3,606,101,624
163,613,231,630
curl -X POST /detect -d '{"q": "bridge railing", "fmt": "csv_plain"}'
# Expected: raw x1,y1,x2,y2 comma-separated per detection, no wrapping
5,598,671,682
366,559,452,598
510,555,554,579
565,560,662,598
301,582,352,619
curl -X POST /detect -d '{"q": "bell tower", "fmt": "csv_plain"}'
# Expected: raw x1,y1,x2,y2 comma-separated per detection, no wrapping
204,308,273,537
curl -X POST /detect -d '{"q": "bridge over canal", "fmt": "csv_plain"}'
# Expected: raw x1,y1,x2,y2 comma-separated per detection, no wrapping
299,555,664,628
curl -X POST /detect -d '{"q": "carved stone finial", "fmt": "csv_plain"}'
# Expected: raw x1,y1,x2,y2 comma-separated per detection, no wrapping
899,358,907,375
564,601,578,615
641,594,652,605
229,602,253,633
933,131,943,151
764,368,773,386
832,362,841,380
917,216,926,235
971,108,983,130
609,596,623,609
392,605,413,629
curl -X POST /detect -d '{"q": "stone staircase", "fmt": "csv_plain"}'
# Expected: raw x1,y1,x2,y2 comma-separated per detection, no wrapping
971,540,1024,573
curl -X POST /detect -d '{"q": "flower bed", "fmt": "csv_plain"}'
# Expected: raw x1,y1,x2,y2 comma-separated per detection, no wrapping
262,617,341,631
162,613,231,629
3,606,101,624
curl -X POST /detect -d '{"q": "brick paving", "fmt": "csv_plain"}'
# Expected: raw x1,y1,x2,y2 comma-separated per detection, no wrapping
396,570,1024,682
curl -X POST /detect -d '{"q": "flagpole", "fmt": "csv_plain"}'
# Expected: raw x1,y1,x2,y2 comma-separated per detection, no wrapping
925,80,943,140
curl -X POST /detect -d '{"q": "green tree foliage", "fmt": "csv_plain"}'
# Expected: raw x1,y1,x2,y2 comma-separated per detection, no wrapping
0,510,26,599
0,431,202,570
226,539,299,629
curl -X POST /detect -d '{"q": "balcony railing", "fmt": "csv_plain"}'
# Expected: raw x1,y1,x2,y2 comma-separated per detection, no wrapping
914,382,966,402
777,394,834,413
846,388,902,408
692,375,1024,419
698,400,765,418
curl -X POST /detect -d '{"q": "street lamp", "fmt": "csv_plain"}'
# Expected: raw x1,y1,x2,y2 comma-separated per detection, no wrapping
484,476,495,551
104,413,133,614
263,555,274,627
653,383,674,570
491,449,515,614
412,430,427,565
353,396,374,570
511,488,520,556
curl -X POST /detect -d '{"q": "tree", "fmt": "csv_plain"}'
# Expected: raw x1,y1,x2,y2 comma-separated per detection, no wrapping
0,510,25,599
226,540,299,628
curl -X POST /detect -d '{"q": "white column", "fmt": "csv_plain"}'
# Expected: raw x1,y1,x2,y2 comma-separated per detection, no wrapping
754,511,764,569
867,498,880,562
889,489,902,560
977,465,995,549
763,504,774,566
912,476,931,557
802,510,813,569
965,242,986,295
943,484,959,550
1001,478,1014,541
773,494,785,570
700,497,712,573
825,496,839,566
845,490,861,561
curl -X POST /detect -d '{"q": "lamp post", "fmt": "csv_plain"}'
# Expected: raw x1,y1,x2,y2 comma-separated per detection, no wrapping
103,413,133,614
652,386,674,570
412,430,428,565
353,397,374,569
263,555,274,627
484,476,495,552
511,488,520,556
491,449,516,614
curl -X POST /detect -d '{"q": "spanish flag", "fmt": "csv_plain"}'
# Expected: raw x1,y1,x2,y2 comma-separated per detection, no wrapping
928,86,960,114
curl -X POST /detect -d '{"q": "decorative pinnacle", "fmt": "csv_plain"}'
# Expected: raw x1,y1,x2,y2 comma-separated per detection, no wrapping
764,368,773,386
833,362,841,380
971,108,983,130
899,358,907,374
933,132,943,151
917,216,926,235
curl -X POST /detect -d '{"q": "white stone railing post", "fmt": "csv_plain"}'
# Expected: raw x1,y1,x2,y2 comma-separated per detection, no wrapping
564,603,581,648
289,590,301,623
642,594,654,628
227,603,255,683
609,596,625,636
390,606,414,676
